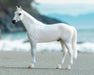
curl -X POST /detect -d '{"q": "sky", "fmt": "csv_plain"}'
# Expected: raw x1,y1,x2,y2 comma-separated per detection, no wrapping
32,0,94,28
35,0,94,4
32,3,94,16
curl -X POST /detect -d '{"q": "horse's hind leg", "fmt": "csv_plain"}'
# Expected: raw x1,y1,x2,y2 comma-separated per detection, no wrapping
56,40,68,69
64,41,73,70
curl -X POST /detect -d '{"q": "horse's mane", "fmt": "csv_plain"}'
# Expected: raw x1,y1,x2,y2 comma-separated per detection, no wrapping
22,10,43,25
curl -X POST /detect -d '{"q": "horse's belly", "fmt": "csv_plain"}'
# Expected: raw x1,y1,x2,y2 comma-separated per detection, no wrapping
37,35,59,42
37,29,60,42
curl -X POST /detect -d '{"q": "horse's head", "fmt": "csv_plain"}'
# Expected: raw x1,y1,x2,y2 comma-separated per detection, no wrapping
12,6,23,24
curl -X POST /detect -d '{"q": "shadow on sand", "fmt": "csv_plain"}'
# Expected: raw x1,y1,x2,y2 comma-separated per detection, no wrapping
0,66,66,70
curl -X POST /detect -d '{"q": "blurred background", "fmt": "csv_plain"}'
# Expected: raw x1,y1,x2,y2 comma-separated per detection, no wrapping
0,0,94,53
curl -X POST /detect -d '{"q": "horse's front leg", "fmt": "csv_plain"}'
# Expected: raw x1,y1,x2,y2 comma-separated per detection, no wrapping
28,35,37,69
28,40,36,69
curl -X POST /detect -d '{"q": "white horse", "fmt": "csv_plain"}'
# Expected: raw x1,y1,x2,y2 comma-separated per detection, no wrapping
12,6,77,69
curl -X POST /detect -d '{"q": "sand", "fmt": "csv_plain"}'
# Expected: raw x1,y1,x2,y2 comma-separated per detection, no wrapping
0,51,94,75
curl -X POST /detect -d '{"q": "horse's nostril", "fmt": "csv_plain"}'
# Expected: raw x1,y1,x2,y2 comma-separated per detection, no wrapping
12,20,16,24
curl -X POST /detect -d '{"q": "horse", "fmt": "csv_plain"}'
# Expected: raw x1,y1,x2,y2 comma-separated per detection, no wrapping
12,6,77,70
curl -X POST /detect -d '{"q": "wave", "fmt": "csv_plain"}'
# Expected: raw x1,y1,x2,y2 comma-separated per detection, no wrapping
78,42,94,53
0,40,94,53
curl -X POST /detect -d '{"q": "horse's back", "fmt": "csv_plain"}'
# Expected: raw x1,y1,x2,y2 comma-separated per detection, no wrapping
36,23,75,42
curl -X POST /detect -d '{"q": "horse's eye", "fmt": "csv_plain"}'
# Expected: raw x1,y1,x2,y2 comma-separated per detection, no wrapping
19,13,21,16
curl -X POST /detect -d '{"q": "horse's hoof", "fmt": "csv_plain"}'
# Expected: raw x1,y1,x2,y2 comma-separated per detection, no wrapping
28,65,34,69
65,66,71,70
56,65,61,69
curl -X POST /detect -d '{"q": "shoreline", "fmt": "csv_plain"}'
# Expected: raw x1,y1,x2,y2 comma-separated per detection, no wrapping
0,51,94,75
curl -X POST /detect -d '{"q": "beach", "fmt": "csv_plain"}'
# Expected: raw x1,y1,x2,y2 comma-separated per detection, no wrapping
0,51,94,75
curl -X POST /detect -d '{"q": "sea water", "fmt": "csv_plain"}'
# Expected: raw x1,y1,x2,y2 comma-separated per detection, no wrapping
0,28,94,53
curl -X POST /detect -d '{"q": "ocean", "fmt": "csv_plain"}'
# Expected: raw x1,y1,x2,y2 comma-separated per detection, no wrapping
0,28,94,53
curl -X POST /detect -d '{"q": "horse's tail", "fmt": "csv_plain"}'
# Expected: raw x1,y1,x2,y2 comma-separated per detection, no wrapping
72,27,77,59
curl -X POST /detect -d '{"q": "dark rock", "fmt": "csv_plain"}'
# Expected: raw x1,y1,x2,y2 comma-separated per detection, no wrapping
77,41,84,44
23,40,30,43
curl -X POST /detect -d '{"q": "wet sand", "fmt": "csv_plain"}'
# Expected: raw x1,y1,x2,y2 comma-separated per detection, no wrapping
0,51,94,75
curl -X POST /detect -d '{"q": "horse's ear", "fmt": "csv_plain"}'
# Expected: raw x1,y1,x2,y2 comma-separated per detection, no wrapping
20,6,22,10
16,6,18,10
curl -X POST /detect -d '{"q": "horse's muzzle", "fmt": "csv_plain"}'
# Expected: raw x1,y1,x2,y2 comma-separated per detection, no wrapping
12,20,16,24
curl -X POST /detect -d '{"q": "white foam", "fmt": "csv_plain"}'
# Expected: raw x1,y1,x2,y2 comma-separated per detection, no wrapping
78,42,94,53
0,40,94,53
0,40,30,51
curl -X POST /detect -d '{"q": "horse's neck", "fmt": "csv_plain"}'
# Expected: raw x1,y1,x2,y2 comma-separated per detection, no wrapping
21,10,44,31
